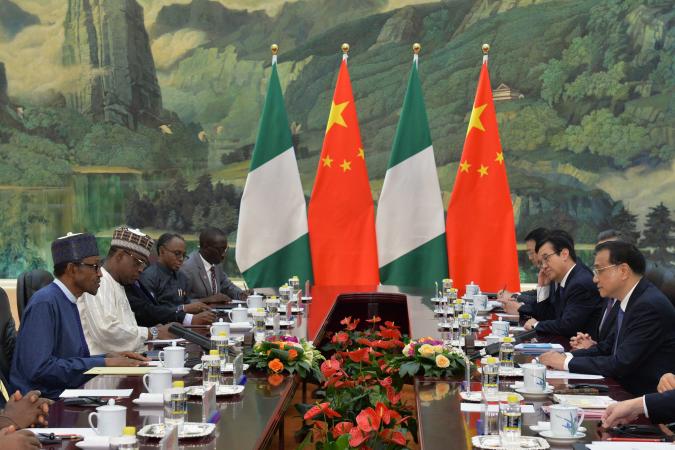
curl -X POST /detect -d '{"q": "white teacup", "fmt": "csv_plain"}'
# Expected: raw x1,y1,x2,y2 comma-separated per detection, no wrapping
550,404,585,437
247,294,264,309
465,282,480,296
142,368,172,393
88,400,126,437
473,294,488,311
158,344,185,369
491,320,510,337
210,319,230,338
521,363,547,392
228,306,249,323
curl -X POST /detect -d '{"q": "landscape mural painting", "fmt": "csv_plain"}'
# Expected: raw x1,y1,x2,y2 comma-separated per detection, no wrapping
0,0,672,283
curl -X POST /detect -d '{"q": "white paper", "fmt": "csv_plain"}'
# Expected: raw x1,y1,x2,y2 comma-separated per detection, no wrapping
588,443,675,450
145,338,186,344
496,313,520,320
460,402,535,413
59,389,133,398
510,326,526,332
545,370,604,380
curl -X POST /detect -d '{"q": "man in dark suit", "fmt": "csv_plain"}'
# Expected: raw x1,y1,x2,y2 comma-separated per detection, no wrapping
602,373,675,427
540,241,675,396
517,230,603,339
181,227,248,303
498,227,548,306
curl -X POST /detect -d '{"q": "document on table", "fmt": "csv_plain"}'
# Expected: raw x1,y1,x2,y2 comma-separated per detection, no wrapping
588,443,675,450
59,389,133,398
460,403,535,413
85,366,154,375
545,370,604,380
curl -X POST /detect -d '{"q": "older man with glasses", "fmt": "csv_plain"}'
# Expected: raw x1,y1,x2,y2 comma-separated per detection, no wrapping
10,233,147,399
78,227,174,356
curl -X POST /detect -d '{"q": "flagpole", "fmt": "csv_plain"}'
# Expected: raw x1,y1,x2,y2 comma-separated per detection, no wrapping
482,43,489,64
413,42,420,67
271,43,278,65
341,43,349,62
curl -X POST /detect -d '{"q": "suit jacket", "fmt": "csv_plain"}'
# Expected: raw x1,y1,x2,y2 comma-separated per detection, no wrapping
519,263,603,339
180,251,242,300
597,299,620,343
0,287,15,384
570,277,675,396
645,389,675,424
125,281,186,327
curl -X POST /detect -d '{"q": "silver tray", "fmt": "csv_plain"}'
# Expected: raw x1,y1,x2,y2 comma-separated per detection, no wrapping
137,422,215,439
472,435,550,449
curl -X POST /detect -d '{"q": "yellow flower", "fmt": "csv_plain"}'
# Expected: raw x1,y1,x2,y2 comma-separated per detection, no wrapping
436,354,450,368
433,345,444,354
419,390,434,402
418,344,435,358
435,382,451,398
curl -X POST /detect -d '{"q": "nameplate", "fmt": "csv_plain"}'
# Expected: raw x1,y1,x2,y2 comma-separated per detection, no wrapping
159,424,179,450
202,384,217,422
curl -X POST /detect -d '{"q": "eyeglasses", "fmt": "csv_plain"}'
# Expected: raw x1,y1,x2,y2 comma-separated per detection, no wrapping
162,248,186,259
122,250,148,269
540,252,560,264
592,264,617,276
76,262,102,272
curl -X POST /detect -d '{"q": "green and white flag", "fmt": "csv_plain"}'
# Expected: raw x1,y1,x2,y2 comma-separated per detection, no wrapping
376,59,448,287
236,61,312,287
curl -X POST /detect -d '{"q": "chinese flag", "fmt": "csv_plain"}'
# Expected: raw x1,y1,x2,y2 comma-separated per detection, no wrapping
308,58,380,286
446,58,520,295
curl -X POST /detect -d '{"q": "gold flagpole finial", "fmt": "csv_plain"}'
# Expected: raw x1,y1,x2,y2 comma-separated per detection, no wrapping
482,43,490,54
413,43,421,54
271,44,279,55
341,43,350,54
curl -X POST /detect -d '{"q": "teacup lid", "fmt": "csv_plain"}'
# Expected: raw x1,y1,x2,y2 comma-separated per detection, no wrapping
233,305,247,310
98,398,125,412
165,344,184,351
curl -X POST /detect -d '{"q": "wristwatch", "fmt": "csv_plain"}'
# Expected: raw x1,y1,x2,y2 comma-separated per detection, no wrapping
150,327,159,339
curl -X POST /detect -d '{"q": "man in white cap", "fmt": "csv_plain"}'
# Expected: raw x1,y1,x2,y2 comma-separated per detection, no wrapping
10,233,147,399
78,227,174,355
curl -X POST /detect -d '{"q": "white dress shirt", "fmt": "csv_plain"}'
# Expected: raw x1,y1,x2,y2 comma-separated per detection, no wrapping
78,268,148,355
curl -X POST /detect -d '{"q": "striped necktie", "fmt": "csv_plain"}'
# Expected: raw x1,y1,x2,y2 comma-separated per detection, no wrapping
209,266,218,295
0,378,9,402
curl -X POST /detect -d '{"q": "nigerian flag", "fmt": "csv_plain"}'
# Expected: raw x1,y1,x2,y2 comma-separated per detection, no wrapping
236,61,312,287
376,59,448,287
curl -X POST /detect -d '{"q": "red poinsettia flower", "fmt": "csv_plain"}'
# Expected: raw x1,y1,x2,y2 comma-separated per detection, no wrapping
378,327,402,340
366,316,382,324
340,316,360,331
304,402,342,420
321,358,342,378
356,407,381,432
356,337,373,347
332,421,354,439
379,428,407,446
346,347,370,363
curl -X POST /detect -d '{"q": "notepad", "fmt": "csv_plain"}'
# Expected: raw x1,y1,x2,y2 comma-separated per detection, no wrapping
60,389,133,398
85,367,154,375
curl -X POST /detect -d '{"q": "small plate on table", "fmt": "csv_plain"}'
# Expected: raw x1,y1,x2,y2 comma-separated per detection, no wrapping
132,393,163,407
138,422,216,439
185,385,245,397
512,386,554,398
529,422,586,433
538,430,585,444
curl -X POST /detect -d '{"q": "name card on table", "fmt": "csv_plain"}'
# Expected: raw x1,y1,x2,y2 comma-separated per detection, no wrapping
233,353,244,385
202,384,217,423
159,424,179,450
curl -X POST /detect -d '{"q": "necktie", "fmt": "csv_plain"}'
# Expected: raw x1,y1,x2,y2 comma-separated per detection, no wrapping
599,298,616,332
209,266,218,295
0,378,8,402
613,307,624,355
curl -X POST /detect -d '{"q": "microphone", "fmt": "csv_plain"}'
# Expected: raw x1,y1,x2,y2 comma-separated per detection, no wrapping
168,324,211,351
468,330,537,361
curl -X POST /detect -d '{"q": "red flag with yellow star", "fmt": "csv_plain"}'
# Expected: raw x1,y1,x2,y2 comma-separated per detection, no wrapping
446,57,520,295
308,58,380,286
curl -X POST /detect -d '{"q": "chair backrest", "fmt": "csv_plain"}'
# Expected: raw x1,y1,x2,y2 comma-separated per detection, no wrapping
0,287,16,382
645,261,675,308
16,269,54,320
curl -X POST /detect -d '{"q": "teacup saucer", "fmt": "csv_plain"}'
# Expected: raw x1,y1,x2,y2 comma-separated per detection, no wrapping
539,430,585,443
530,422,586,433
513,386,554,397
168,367,190,376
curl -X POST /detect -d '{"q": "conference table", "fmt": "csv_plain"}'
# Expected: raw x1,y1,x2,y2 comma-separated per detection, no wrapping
42,285,647,449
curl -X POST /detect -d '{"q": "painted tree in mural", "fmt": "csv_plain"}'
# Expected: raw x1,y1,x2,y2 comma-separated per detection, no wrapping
640,203,675,266
610,206,640,245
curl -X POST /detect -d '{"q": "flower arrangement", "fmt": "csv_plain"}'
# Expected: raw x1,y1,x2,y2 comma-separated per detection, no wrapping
244,335,324,381
389,337,470,378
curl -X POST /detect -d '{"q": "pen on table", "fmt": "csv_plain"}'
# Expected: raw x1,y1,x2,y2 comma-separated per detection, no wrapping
606,437,666,442
207,410,221,424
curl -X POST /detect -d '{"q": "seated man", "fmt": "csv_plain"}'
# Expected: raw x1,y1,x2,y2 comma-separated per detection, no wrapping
181,227,248,303
139,233,214,325
507,230,603,338
10,233,147,398
540,242,675,396
0,388,51,429
602,373,675,427
498,227,548,304
78,227,173,355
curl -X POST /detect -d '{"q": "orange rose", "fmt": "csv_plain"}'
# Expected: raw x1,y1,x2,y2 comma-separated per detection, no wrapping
268,358,284,373
288,349,298,360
